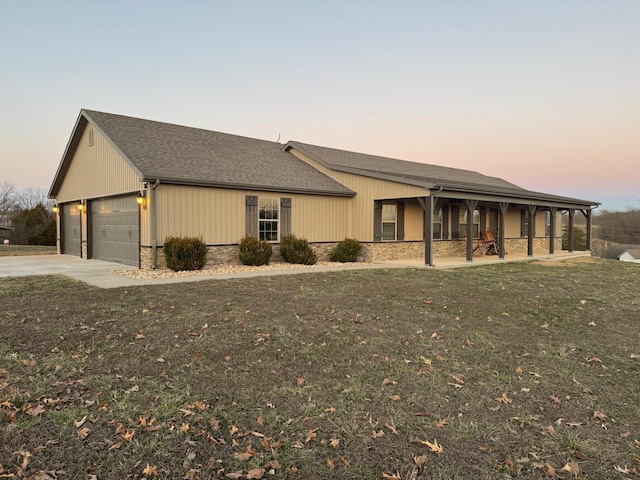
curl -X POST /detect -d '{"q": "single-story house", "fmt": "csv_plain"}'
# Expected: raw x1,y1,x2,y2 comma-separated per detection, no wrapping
48,109,600,268
601,244,640,263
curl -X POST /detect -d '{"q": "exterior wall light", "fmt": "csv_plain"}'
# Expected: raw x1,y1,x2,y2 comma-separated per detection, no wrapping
78,200,85,211
52,204,59,213
136,191,146,208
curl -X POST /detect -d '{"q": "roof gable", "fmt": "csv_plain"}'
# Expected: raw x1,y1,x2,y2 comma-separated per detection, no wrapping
51,110,355,198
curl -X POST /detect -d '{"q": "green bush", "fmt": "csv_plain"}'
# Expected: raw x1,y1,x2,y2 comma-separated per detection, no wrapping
238,236,273,266
330,238,362,262
163,236,208,271
562,225,587,251
279,234,317,265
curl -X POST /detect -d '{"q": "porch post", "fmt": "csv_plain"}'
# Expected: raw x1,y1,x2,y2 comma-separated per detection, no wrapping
465,199,478,262
549,207,557,254
498,202,509,259
567,209,575,252
582,209,593,251
527,204,536,257
424,196,434,266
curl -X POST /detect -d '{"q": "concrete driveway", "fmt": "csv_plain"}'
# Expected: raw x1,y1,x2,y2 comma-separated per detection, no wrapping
0,255,134,288
0,254,392,289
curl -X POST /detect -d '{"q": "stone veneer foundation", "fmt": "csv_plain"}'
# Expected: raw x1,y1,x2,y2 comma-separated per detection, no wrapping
139,237,563,270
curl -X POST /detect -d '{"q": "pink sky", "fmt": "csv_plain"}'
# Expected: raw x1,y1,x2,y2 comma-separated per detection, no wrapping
2,1,638,211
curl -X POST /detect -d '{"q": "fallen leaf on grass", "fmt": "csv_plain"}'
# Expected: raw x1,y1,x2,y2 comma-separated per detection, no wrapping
593,411,607,421
561,462,580,477
390,394,401,401
305,427,319,443
121,429,136,441
384,422,398,435
546,463,557,477
614,465,630,474
225,472,244,479
326,458,335,470
247,468,264,479
372,430,385,438
330,437,340,448
340,456,349,467
143,463,158,476
495,392,512,404
414,455,427,467
412,437,443,453
382,472,401,480
77,427,91,439
234,450,254,461
25,404,46,416
435,419,447,428
297,377,305,386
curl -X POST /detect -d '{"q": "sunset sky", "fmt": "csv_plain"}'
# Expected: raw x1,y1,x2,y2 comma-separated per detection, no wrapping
2,1,638,211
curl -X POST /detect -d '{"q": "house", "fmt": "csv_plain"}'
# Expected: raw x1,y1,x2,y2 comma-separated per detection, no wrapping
601,244,640,263
48,109,600,268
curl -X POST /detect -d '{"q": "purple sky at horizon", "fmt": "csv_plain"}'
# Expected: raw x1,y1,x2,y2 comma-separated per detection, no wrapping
1,1,638,211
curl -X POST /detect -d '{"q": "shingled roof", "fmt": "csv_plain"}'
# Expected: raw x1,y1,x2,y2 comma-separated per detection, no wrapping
50,110,355,197
601,243,640,260
285,141,599,206
51,110,599,208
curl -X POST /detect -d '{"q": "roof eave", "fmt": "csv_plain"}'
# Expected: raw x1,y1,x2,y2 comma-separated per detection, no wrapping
142,176,357,197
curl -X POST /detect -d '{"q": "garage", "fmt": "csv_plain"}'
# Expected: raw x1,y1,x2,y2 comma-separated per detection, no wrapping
91,196,139,266
62,203,81,257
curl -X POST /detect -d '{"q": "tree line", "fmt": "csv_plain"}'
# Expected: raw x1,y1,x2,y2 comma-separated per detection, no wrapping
0,181,56,245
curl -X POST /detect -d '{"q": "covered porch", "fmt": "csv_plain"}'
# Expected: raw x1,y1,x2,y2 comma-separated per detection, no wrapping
377,249,592,270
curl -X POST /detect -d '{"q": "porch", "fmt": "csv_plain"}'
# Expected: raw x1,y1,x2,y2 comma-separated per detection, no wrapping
376,249,592,269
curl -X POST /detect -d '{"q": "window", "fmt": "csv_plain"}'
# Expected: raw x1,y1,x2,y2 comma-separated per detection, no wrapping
460,209,480,239
433,206,442,239
382,203,397,241
545,211,551,237
259,198,279,241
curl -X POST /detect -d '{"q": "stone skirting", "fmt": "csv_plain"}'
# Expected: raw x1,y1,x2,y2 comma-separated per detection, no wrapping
139,237,564,269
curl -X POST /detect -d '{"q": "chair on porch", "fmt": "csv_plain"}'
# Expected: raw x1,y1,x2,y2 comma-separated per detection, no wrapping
482,230,500,255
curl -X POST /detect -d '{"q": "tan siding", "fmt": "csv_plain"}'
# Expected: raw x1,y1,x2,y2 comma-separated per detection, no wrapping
404,199,424,240
153,184,351,246
289,149,430,240
56,125,143,203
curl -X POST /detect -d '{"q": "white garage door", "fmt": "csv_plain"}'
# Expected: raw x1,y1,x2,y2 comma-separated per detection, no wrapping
62,203,81,257
91,196,139,266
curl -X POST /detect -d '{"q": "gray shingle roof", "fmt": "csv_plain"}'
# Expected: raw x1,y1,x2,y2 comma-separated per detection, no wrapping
601,243,640,260
286,141,599,206
80,110,355,196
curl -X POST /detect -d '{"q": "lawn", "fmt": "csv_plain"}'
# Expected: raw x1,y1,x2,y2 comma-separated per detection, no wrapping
1,258,639,479
0,245,56,256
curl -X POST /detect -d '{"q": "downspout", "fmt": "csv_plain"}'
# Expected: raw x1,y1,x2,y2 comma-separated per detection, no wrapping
151,179,160,269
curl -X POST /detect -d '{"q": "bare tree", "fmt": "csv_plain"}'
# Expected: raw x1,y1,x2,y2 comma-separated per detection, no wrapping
15,186,53,210
0,181,17,227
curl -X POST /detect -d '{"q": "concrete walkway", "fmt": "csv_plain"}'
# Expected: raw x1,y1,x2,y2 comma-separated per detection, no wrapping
0,251,592,289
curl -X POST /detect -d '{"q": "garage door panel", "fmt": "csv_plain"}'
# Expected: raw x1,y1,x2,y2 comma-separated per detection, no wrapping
62,203,81,257
91,197,139,266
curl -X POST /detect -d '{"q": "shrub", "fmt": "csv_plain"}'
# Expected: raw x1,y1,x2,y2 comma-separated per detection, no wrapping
279,234,317,265
562,225,587,251
238,236,272,266
163,236,208,271
330,238,361,262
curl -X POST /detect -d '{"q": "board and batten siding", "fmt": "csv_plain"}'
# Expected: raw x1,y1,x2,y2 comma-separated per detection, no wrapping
288,149,430,241
153,184,351,246
55,125,144,203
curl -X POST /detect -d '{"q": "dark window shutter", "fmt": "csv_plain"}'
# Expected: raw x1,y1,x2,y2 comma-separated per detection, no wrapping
479,207,487,235
245,195,258,237
397,201,405,241
373,200,382,241
280,197,291,238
